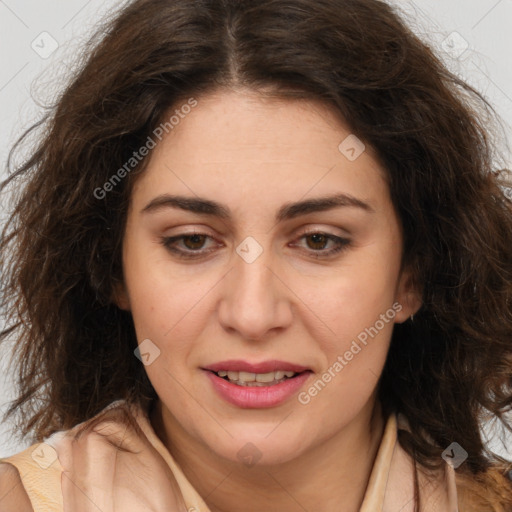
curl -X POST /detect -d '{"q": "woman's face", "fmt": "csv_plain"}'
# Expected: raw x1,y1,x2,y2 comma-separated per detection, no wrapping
117,88,419,465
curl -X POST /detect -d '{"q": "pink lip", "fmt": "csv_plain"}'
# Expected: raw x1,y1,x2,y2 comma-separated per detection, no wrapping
202,359,311,374
204,371,311,408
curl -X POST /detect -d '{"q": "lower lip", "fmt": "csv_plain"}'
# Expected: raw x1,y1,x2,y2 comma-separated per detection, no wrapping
204,370,312,408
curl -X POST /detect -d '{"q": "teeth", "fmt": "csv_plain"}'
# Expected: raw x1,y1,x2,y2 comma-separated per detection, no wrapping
228,370,241,381
256,372,278,383
216,370,297,385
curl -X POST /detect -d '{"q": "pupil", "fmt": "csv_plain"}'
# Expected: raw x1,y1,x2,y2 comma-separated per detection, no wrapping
308,234,326,250
185,234,205,249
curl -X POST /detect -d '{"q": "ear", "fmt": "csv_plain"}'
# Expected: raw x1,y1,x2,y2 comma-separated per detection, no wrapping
111,280,131,311
393,267,422,324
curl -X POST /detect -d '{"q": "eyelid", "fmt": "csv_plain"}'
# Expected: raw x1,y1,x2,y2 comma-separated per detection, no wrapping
294,224,350,238
289,229,351,253
159,227,352,261
162,224,349,243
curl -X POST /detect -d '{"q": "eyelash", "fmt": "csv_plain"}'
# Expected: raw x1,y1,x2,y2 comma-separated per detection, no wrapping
159,230,351,260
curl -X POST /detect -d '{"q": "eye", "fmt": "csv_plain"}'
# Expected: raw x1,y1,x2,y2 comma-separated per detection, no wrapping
291,230,351,259
160,232,217,259
159,230,351,260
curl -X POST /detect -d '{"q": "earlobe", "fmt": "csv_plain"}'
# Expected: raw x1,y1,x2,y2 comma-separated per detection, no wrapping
394,269,422,324
111,281,131,311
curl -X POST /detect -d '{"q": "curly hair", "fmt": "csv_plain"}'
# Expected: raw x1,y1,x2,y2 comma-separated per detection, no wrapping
1,0,511,506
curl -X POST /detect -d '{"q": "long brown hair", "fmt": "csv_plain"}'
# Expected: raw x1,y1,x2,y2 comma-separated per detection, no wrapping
1,0,511,506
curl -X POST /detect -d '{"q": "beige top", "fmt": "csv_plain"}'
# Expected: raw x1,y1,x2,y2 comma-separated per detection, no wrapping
0,400,460,511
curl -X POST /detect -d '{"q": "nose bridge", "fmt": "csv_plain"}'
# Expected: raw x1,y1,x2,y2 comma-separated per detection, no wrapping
218,235,291,339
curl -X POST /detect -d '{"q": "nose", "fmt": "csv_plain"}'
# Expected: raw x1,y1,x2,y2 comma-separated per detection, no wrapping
217,240,293,342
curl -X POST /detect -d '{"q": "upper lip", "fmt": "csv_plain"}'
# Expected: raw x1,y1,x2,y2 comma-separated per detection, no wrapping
202,359,311,374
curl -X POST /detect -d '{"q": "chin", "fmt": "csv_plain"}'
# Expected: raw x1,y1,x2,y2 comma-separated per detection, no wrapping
206,428,308,467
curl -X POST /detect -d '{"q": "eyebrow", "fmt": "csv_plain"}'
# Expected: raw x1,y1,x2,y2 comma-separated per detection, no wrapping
141,193,375,222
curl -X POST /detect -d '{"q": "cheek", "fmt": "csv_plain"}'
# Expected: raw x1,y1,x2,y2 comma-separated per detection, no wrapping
303,248,401,351
293,244,400,415
305,280,395,395
128,275,206,355
297,277,397,427
123,243,222,381
123,229,191,324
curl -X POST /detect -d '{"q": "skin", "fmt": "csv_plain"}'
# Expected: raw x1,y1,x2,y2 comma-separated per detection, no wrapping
115,87,421,512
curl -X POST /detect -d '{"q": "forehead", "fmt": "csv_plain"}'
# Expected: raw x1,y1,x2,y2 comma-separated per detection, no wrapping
154,89,381,162
130,89,390,217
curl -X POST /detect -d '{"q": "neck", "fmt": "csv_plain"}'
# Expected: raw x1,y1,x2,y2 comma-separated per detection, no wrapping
151,396,385,512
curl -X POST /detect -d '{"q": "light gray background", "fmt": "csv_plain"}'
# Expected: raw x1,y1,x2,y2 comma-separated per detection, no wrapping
1,0,511,459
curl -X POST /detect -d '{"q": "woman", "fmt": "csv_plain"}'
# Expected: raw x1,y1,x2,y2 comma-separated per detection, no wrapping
1,0,511,510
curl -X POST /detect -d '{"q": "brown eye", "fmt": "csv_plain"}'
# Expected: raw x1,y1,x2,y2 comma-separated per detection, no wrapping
160,231,350,260
304,233,330,250
160,233,218,259
293,231,351,259
181,234,208,250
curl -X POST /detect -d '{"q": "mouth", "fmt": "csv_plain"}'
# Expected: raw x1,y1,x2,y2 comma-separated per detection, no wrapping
209,369,308,387
201,359,312,385
201,359,313,408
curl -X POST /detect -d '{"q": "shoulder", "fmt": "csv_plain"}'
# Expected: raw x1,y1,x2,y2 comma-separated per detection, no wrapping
55,400,187,510
0,400,142,512
456,466,512,512
0,462,34,512
395,413,512,511
0,440,63,512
